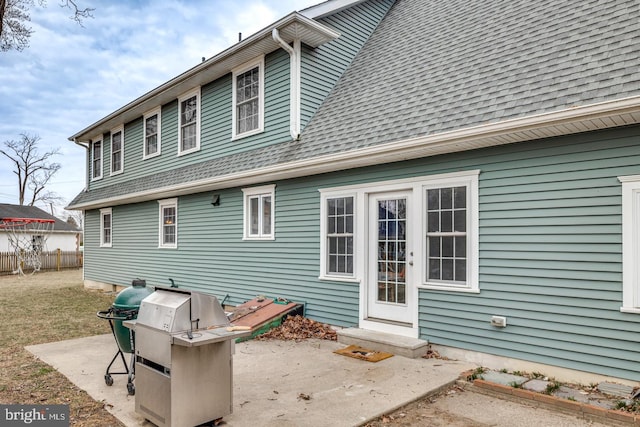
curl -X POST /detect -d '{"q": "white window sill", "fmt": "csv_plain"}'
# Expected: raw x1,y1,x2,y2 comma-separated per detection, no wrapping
158,245,177,249
177,147,200,157
620,307,640,314
91,177,103,181
143,152,161,160
419,284,480,293
318,275,359,283
99,244,112,248
242,236,275,241
232,128,263,141
110,170,123,177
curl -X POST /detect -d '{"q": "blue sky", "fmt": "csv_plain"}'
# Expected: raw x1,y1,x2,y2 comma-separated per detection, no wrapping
0,0,319,218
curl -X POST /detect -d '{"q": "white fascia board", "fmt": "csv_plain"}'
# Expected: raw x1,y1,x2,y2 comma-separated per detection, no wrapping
66,95,640,211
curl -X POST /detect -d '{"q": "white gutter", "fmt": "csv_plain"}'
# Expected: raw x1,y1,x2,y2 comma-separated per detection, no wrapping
272,28,301,140
66,95,640,211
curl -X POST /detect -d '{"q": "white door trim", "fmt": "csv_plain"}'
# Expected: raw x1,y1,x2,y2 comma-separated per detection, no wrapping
359,186,419,339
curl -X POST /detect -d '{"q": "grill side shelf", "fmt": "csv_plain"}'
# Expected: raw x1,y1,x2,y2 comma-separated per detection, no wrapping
171,328,251,347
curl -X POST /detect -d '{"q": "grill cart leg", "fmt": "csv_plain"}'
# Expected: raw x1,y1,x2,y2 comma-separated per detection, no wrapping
97,309,132,390
104,348,129,386
126,331,135,395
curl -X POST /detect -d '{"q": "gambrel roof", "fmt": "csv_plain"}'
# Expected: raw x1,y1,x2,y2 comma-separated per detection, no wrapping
68,0,640,210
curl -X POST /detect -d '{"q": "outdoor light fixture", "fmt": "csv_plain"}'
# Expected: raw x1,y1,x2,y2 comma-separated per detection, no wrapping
211,194,221,206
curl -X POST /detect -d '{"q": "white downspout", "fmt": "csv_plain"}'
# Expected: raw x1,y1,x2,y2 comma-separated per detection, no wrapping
272,28,301,140
73,137,90,192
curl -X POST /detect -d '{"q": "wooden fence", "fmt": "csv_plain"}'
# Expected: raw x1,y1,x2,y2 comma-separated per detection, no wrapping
0,250,83,275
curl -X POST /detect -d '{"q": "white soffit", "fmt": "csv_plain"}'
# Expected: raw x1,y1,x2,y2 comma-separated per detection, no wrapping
301,0,370,19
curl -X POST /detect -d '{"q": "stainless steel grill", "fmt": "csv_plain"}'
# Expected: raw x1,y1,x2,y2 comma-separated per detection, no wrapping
129,286,250,427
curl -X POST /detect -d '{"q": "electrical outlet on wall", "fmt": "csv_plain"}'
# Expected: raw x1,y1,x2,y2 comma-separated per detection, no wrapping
491,316,507,328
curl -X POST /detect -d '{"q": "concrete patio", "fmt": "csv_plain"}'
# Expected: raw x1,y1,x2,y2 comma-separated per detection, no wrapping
26,334,473,426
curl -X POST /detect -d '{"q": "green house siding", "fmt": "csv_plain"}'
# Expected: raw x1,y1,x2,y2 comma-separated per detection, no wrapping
84,124,640,380
86,1,395,194
419,126,640,381
300,0,395,129
87,49,293,192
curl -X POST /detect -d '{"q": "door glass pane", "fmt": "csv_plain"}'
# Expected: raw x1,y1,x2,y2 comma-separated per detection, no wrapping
376,197,406,305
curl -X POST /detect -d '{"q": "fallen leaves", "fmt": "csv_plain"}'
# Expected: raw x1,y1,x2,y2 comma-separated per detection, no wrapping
422,347,451,360
256,315,337,341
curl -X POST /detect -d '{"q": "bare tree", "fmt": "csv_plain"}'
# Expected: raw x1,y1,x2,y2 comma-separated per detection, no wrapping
0,0,94,52
0,133,62,206
65,209,83,229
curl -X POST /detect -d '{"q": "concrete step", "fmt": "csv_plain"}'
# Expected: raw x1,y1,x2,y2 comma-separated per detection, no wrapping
337,328,429,359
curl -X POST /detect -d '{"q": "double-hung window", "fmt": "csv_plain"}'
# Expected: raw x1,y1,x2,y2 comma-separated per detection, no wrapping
110,126,124,175
426,186,467,284
178,89,200,155
232,56,264,139
620,175,640,313
100,208,112,247
321,194,356,280
92,138,102,180
158,198,178,248
143,108,161,158
423,171,479,292
242,185,274,240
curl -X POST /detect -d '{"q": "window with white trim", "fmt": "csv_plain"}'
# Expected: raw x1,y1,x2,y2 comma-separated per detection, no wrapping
232,56,264,139
100,208,112,247
426,187,467,283
158,198,177,248
91,138,102,180
178,89,200,155
242,185,274,240
110,126,124,175
422,172,479,292
143,108,161,159
320,194,356,280
620,175,640,312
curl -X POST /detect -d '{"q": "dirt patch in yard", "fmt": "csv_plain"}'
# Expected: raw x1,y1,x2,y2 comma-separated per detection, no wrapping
0,269,124,426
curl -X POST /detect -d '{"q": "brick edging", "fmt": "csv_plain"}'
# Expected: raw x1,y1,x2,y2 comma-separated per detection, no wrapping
471,379,637,426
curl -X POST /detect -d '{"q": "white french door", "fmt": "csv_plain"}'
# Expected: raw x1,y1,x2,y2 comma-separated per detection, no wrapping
367,191,414,324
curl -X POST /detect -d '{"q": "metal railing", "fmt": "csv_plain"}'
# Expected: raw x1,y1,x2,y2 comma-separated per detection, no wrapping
0,250,83,275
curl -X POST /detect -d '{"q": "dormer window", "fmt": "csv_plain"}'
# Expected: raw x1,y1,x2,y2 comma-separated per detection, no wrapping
232,56,264,139
178,88,200,155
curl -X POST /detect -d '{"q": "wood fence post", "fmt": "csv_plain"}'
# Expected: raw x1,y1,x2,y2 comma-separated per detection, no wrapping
57,249,61,271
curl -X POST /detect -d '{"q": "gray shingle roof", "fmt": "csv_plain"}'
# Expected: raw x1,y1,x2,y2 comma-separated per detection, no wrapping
0,204,80,232
69,0,640,208
300,0,640,147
